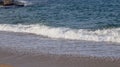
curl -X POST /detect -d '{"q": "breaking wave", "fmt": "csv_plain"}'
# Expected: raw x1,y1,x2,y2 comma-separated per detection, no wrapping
17,0,33,6
0,24,120,43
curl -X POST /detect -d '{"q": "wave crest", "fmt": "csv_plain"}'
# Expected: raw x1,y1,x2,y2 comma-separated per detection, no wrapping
17,0,33,6
0,24,120,43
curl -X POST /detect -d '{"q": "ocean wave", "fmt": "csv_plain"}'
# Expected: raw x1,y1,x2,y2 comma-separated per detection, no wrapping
0,24,120,43
17,0,33,6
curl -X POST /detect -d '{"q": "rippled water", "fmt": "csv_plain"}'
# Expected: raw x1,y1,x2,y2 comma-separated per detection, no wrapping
0,0,120,43
0,0,120,29
0,0,120,58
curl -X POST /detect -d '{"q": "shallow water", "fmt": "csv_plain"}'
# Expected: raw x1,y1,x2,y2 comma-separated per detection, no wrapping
0,31,120,58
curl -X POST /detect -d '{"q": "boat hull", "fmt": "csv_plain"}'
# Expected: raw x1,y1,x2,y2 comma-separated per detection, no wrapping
0,1,24,7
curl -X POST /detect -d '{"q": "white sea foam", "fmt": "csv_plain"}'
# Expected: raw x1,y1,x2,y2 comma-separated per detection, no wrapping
0,24,120,43
16,0,32,6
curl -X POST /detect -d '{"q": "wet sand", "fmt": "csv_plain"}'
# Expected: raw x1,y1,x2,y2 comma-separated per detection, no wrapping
0,31,120,67
0,49,120,67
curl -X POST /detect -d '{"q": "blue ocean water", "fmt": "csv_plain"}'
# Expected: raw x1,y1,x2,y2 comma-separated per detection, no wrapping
0,0,120,58
0,0,120,42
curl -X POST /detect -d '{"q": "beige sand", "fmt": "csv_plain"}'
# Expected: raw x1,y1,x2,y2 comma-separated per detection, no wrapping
0,49,120,67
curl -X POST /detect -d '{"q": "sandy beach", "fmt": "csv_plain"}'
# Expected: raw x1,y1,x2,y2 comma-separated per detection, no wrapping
0,31,120,67
0,0,120,67
0,48,120,67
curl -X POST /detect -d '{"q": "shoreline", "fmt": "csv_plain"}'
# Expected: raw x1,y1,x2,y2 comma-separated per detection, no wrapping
0,31,120,58
0,49,120,67
0,31,120,67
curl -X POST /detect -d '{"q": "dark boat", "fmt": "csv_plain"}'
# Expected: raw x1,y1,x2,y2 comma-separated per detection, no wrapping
0,0,24,7
0,0,4,5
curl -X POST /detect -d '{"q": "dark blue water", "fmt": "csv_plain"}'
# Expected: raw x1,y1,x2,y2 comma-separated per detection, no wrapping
1,0,120,58
0,0,120,29
0,0,120,43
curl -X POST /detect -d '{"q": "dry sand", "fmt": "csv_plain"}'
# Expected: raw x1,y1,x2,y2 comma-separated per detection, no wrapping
0,49,120,67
